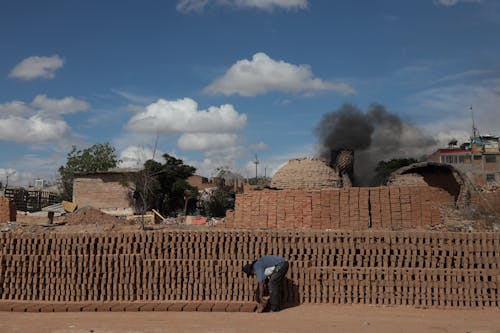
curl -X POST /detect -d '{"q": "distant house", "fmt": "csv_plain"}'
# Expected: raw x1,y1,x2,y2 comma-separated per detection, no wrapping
73,168,141,216
428,135,500,187
187,175,214,190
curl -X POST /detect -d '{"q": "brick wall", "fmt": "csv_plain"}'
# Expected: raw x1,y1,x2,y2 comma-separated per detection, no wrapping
0,198,16,223
0,230,497,309
225,186,453,229
73,174,134,215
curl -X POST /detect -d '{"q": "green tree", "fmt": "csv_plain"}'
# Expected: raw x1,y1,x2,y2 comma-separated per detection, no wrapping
373,158,418,185
203,188,234,218
58,143,120,201
137,154,197,216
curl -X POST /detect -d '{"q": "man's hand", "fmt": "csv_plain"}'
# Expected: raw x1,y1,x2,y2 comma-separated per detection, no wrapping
255,296,270,313
256,301,266,313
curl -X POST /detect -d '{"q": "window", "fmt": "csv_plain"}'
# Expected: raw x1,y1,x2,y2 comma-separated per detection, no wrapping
485,155,497,163
441,155,459,164
486,174,495,182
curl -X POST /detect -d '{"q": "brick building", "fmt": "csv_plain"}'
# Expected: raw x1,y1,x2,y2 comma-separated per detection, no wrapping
428,135,500,187
73,168,141,216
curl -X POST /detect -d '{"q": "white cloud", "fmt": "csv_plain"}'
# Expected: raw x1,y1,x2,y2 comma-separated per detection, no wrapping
249,142,268,150
178,133,238,151
177,0,209,13
119,145,162,168
204,52,355,96
0,94,90,143
243,144,315,178
408,77,500,144
32,94,90,115
9,55,64,80
0,115,70,143
111,89,156,104
434,0,481,6
232,0,308,10
177,0,307,13
126,98,247,133
185,145,248,177
0,153,64,187
0,168,34,187
0,101,33,116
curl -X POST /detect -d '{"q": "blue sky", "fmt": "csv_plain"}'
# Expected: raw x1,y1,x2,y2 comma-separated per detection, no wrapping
1,0,500,185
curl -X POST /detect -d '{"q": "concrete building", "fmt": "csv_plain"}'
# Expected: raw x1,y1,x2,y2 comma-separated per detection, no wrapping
428,135,500,188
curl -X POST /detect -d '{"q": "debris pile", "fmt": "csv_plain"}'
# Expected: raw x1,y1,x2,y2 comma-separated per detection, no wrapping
64,206,121,225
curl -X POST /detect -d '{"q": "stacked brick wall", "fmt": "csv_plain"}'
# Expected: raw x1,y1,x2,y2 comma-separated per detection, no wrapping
0,198,16,223
0,230,497,310
226,186,453,229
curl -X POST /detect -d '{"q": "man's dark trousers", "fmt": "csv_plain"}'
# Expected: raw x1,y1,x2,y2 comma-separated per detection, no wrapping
268,261,289,311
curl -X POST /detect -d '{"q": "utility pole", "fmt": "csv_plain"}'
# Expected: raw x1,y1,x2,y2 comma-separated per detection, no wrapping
253,154,259,180
5,171,16,188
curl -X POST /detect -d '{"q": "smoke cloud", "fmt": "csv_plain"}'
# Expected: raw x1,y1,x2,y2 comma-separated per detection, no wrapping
316,103,437,185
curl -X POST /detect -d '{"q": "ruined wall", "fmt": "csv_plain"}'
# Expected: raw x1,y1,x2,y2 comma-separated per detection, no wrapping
0,230,497,310
0,198,16,223
73,174,134,216
226,186,453,229
470,190,500,213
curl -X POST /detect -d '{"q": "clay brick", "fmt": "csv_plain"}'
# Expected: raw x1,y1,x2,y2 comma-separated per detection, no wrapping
239,302,257,312
212,302,229,312
226,302,243,312
196,302,214,312
167,302,188,312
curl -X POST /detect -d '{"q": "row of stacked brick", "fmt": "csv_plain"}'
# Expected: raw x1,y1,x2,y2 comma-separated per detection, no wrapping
225,186,453,229
0,230,498,307
1,231,496,270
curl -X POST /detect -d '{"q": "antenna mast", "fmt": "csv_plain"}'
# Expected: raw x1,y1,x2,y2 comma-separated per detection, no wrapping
470,106,478,138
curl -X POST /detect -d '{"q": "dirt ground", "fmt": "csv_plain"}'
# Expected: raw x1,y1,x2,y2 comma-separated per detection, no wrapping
1,304,499,333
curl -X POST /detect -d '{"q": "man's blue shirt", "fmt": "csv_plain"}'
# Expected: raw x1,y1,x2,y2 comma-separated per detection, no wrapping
252,255,286,282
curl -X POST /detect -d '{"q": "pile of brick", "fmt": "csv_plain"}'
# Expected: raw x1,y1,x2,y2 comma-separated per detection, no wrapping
226,186,452,229
0,230,497,311
0,198,16,223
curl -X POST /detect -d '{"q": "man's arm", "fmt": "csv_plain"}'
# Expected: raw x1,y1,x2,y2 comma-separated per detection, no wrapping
258,281,265,302
256,281,269,313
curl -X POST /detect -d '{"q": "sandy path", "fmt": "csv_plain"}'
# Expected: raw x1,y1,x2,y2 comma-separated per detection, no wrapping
1,304,499,333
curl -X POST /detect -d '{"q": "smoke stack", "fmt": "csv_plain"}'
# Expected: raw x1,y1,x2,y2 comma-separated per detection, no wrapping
330,149,354,187
316,103,437,186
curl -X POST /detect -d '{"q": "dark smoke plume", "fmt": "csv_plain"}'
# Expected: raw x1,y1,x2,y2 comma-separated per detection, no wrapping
315,103,437,185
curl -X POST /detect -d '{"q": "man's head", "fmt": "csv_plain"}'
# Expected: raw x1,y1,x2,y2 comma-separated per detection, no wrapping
242,262,254,277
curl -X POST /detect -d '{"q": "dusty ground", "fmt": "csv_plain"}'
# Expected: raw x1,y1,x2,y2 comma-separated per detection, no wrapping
1,304,499,333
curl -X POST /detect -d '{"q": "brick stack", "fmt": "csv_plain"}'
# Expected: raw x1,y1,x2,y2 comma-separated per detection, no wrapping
0,230,497,311
226,186,453,229
0,198,16,223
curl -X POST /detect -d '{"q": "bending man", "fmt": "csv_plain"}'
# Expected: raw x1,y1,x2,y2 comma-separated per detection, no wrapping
242,255,289,312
